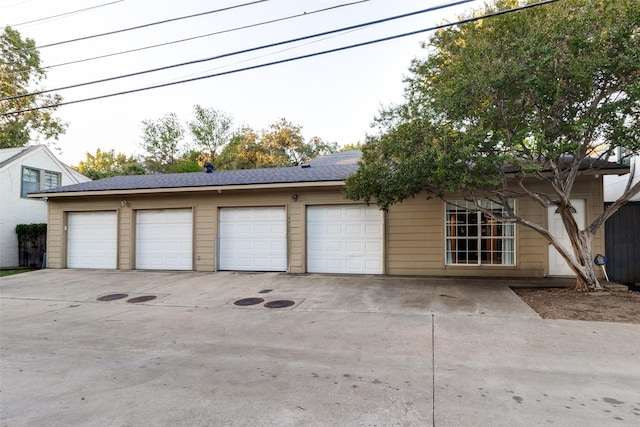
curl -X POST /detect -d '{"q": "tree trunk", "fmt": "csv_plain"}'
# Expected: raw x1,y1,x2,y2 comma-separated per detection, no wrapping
570,231,602,292
556,205,602,292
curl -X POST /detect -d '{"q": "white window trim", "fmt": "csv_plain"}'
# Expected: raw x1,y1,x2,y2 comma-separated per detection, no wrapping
21,166,61,198
444,200,516,266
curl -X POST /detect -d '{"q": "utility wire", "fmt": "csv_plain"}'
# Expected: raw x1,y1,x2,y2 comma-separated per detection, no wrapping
18,0,270,51
10,0,125,27
0,0,33,11
15,0,370,74
161,27,364,86
2,0,476,101
1,0,561,116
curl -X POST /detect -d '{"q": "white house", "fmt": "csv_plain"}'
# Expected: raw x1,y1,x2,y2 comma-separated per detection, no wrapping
0,145,90,268
604,153,640,203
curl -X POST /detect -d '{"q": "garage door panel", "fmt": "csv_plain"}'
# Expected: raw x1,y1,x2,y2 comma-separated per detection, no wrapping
219,207,287,272
346,242,363,252
366,242,382,252
136,209,192,270
67,211,117,269
307,205,383,274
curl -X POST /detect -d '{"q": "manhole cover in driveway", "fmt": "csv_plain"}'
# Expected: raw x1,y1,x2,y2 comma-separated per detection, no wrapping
97,293,128,301
264,300,295,309
234,297,265,306
126,295,157,304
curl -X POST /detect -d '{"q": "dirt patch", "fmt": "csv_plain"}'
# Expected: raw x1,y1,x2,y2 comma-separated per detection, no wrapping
513,287,640,324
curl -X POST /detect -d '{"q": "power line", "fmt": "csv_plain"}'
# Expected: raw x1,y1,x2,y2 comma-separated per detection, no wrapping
18,0,270,51
10,0,125,27
3,0,476,101
21,0,371,73
1,0,561,117
0,0,33,11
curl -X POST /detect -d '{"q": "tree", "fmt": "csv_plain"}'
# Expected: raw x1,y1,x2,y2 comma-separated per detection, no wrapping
170,150,202,173
346,0,640,292
215,126,264,170
74,149,145,179
341,142,363,151
303,136,339,162
187,105,233,164
215,119,337,170
0,26,66,148
259,118,338,166
259,118,306,166
140,113,186,173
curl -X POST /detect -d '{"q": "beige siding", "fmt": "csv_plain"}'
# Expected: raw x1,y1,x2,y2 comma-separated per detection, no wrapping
288,201,304,271
119,207,132,269
386,197,442,275
45,176,606,278
517,197,546,273
46,208,64,268
194,204,216,271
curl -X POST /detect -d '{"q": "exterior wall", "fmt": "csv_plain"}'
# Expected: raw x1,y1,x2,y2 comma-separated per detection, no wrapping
385,176,606,277
604,154,639,203
45,186,358,272
44,176,606,278
0,147,90,268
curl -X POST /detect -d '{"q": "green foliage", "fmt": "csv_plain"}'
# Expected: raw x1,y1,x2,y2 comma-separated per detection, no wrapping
347,0,640,209
138,108,337,172
15,223,46,244
215,119,337,170
347,0,640,291
341,142,363,151
188,105,233,164
169,150,202,173
216,126,263,170
140,113,186,173
74,148,145,179
0,26,66,148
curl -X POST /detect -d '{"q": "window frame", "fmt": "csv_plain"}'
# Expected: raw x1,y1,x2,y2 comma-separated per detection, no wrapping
44,170,61,189
21,166,61,198
444,200,516,266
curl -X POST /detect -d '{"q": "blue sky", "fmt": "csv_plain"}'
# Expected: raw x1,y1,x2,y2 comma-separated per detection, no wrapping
3,0,482,165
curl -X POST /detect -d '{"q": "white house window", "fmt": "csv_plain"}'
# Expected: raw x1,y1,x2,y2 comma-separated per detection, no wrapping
445,200,515,265
21,167,61,197
21,167,40,197
44,171,60,189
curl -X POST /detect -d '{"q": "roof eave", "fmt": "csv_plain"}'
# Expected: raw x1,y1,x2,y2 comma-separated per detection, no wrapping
28,180,347,198
504,166,630,179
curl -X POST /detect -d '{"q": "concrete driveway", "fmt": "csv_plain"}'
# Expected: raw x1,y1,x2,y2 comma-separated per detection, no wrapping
1,270,638,426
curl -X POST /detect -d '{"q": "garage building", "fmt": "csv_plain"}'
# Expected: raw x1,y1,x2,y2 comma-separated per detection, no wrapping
31,151,613,279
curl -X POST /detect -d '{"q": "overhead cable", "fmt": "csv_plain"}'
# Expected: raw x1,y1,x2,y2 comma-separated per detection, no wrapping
1,0,561,116
10,0,125,27
0,1,33,11
2,0,476,101
20,0,270,51
19,0,370,73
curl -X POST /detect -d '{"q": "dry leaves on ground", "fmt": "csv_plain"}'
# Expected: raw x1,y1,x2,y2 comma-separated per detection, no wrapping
513,287,640,324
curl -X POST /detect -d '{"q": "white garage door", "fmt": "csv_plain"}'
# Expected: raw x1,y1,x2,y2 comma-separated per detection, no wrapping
67,211,117,269
136,209,193,270
219,207,287,271
307,205,384,274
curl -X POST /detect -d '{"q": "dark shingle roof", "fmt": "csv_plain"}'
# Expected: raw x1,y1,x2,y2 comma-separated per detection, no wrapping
503,155,629,174
306,150,361,166
37,162,358,194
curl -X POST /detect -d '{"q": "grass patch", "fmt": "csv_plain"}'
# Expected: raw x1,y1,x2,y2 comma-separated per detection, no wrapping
0,269,33,277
